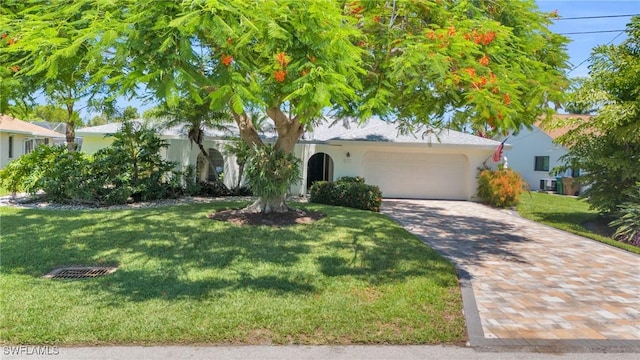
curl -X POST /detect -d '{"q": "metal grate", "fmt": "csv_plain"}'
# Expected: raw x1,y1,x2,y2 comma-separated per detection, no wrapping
43,266,117,280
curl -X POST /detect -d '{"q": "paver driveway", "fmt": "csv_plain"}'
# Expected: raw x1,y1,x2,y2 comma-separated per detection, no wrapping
382,199,640,348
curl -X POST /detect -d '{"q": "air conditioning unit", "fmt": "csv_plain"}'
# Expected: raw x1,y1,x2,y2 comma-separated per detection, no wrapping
539,178,557,191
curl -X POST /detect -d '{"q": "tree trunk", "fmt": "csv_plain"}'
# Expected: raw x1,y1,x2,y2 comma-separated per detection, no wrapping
244,194,289,213
65,103,75,152
196,141,221,182
231,107,304,213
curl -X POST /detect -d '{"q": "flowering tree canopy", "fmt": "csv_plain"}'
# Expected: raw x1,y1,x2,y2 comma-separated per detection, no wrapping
1,0,570,212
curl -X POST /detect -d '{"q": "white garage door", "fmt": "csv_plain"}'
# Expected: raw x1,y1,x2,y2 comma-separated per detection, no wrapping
362,151,468,199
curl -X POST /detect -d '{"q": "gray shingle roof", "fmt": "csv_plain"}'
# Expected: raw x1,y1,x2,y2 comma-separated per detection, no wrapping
77,118,500,147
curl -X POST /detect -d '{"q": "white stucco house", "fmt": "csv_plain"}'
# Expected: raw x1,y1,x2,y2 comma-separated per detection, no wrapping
498,115,589,192
77,118,506,200
0,114,66,169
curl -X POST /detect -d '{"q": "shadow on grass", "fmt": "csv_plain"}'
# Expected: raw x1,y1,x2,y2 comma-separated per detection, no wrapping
0,201,453,302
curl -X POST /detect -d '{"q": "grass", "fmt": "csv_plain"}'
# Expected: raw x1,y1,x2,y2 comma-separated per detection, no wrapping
517,192,640,255
0,202,465,345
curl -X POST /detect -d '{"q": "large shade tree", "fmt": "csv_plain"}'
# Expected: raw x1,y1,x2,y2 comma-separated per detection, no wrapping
3,0,569,212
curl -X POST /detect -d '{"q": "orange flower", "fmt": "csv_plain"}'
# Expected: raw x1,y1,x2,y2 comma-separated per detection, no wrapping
221,54,233,66
11,65,19,72
1,33,6,39
276,52,289,67
479,54,489,66
503,93,511,105
464,68,476,77
492,86,500,94
489,73,497,82
483,31,496,45
307,55,317,63
274,70,287,82
426,30,436,40
448,26,456,37
373,15,381,23
300,68,310,76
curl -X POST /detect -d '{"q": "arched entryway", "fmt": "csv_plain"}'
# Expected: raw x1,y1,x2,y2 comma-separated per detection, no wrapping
307,152,334,189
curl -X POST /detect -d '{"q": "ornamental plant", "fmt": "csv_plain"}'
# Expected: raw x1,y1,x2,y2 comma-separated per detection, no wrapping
610,184,640,247
477,168,526,208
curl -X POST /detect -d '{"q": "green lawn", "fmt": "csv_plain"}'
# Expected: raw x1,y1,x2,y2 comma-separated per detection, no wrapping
517,192,640,255
0,202,465,345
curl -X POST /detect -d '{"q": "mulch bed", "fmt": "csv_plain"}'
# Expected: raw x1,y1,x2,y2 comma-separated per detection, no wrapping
207,208,325,226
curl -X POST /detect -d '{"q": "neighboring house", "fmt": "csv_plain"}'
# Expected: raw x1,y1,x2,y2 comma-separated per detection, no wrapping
499,114,589,192
77,118,505,200
0,114,66,169
31,121,83,149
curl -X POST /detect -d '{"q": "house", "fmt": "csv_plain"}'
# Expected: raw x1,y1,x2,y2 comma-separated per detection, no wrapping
0,114,66,169
77,118,505,200
499,114,589,192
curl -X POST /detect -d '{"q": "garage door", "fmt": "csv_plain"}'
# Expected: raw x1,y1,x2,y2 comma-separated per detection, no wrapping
362,151,468,199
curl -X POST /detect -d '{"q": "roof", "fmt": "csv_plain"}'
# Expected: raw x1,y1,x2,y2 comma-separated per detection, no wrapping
305,118,501,147
535,114,592,140
77,118,501,147
0,115,66,138
77,120,237,139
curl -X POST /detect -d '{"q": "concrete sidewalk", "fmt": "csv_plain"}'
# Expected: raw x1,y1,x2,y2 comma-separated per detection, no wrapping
2,345,638,360
382,199,640,352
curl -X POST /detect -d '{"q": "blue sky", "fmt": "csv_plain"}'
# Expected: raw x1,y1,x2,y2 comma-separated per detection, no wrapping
536,0,639,78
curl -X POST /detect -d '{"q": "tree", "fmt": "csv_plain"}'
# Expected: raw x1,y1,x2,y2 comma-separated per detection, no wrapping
29,104,76,123
1,1,115,151
562,77,596,114
6,0,569,212
144,96,232,184
555,16,640,214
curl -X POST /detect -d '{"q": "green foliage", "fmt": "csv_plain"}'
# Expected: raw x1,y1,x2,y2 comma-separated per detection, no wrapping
244,145,301,202
477,168,526,208
0,122,179,204
610,184,640,246
94,121,178,202
555,17,640,214
309,176,382,212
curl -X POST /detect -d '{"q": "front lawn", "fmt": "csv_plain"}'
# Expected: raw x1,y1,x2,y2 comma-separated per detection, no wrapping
0,202,465,345
517,192,640,255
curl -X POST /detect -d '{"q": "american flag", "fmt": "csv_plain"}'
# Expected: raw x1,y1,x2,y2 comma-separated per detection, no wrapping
492,142,504,163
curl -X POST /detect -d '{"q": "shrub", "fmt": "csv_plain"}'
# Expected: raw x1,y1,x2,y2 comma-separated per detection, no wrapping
310,176,382,212
244,144,301,202
610,184,640,246
477,168,526,208
0,122,179,205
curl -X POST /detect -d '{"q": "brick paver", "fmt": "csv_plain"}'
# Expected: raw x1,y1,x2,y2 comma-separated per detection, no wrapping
382,199,640,345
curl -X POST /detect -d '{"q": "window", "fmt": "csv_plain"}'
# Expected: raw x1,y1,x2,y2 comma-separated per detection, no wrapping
8,136,14,158
25,139,45,154
534,156,549,171
207,148,225,181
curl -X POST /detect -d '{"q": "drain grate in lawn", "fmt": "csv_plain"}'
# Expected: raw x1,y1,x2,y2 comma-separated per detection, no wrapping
43,266,117,280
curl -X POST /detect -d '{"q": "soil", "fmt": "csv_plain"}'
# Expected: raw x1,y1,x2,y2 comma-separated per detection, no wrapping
207,208,325,226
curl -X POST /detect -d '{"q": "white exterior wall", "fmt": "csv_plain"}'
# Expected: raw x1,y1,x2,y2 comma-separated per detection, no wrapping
166,138,239,189
501,126,568,191
80,135,114,155
292,142,494,200
0,133,27,169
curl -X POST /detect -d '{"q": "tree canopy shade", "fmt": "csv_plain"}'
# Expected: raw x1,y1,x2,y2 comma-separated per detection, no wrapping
1,0,570,211
554,16,640,214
